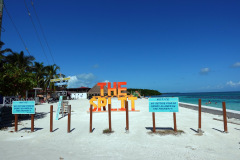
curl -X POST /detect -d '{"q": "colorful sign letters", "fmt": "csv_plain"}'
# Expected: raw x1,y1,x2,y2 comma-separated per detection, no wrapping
89,82,138,112
149,97,179,112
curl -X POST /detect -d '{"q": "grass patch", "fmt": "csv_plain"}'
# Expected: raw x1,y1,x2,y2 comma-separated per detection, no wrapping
103,128,114,134
148,130,184,136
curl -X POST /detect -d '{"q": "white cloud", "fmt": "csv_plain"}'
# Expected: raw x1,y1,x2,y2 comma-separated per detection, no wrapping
226,81,240,87
232,62,240,68
67,73,96,88
104,80,109,83
200,68,210,75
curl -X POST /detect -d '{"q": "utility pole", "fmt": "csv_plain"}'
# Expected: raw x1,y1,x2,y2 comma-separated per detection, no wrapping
0,0,3,42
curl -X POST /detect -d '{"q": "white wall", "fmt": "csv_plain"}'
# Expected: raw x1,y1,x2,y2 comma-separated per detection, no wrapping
70,93,87,99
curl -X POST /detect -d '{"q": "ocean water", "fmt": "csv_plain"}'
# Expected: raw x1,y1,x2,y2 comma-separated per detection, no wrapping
152,91,240,111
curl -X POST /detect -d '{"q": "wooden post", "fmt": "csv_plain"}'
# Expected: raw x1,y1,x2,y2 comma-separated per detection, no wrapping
222,102,228,133
126,101,129,131
152,112,156,132
108,104,112,131
15,114,18,132
67,105,71,133
90,104,93,133
50,105,53,132
102,100,106,111
198,99,202,133
31,114,34,132
173,112,177,132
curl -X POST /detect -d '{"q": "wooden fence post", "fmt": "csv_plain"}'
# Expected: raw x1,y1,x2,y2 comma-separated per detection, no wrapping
15,114,18,132
125,101,129,131
173,112,177,132
198,99,202,133
50,105,53,132
90,105,93,133
67,105,71,133
108,104,112,131
222,102,228,133
31,114,34,132
152,112,156,132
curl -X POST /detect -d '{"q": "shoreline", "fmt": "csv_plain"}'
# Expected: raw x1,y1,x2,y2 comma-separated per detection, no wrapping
179,102,240,119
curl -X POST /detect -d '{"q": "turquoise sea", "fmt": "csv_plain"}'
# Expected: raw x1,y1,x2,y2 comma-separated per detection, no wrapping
152,91,240,111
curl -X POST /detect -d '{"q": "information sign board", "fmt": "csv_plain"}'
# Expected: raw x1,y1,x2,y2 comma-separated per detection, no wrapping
149,97,179,112
12,101,35,114
55,96,63,120
50,77,70,82
54,82,68,86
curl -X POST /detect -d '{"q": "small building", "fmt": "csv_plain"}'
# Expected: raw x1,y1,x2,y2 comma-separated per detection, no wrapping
66,87,91,99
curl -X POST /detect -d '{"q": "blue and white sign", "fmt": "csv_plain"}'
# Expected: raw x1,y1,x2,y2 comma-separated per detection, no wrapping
12,101,35,114
55,96,63,120
54,82,68,86
149,97,179,112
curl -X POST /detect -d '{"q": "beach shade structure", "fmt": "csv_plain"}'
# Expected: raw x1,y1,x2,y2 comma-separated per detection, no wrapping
88,84,108,97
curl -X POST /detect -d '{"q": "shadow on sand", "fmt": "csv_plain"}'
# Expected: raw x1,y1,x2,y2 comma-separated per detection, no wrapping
145,127,173,132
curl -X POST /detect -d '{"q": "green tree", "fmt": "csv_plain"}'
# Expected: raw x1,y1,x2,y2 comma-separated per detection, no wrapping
44,64,60,94
0,41,12,70
0,50,36,96
5,51,35,71
33,62,47,88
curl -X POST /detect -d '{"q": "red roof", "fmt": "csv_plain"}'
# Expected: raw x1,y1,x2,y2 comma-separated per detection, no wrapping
79,86,89,89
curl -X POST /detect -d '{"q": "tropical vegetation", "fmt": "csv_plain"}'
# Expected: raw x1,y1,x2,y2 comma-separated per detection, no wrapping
0,41,62,97
127,88,161,97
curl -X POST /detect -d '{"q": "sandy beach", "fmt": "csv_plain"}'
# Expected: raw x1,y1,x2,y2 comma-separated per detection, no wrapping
0,98,240,160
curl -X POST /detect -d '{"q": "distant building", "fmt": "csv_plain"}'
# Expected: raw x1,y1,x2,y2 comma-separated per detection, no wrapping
66,87,91,99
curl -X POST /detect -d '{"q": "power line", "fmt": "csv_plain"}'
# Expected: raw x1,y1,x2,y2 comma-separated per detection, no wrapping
23,0,50,65
3,2,32,56
31,0,56,64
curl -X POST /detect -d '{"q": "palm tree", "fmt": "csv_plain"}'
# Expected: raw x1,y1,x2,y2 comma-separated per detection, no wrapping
5,51,35,71
44,64,60,95
33,62,47,88
0,41,12,70
1,51,36,96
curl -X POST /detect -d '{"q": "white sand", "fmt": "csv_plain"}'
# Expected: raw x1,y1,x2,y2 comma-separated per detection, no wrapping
0,98,240,160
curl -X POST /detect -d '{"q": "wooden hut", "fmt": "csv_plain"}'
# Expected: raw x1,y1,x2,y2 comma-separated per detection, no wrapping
87,84,108,98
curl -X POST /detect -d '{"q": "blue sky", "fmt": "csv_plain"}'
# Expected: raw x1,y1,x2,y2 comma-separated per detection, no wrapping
2,0,240,93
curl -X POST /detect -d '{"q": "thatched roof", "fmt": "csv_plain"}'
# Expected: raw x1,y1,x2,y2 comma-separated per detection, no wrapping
88,84,108,94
